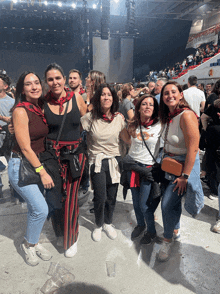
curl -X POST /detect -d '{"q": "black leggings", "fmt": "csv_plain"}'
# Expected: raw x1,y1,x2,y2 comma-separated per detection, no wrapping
90,159,119,228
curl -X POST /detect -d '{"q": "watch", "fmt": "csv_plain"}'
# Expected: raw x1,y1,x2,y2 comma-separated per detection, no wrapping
181,173,189,179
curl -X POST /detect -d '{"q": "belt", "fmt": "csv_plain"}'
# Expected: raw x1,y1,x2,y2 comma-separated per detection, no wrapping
12,152,21,158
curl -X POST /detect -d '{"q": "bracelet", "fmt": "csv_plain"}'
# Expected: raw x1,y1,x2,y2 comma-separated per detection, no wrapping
35,165,44,173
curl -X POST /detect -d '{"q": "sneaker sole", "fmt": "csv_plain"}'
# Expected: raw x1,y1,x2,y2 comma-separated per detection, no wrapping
103,230,117,240
20,244,39,267
35,251,52,261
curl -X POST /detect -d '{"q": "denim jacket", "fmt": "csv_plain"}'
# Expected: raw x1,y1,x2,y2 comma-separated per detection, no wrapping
164,152,204,217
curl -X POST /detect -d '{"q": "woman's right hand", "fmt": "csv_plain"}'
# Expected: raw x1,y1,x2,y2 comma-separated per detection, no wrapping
39,168,55,189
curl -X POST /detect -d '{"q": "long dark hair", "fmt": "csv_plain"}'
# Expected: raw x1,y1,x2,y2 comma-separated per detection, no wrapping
44,63,65,80
159,81,189,124
128,94,159,133
91,83,119,119
11,71,44,112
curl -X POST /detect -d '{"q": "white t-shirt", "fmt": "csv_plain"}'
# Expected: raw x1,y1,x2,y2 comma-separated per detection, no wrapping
81,112,126,161
128,121,162,165
183,87,206,116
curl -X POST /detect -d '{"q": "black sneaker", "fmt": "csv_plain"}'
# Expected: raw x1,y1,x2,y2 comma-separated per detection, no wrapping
131,225,146,241
140,232,156,245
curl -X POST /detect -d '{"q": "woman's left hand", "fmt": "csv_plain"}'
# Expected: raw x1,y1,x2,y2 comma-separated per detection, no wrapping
173,176,188,196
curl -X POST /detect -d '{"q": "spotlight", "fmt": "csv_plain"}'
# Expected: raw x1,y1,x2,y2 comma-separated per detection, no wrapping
93,4,97,9
12,0,17,3
113,0,119,3
71,2,76,8
58,1,62,7
44,0,48,5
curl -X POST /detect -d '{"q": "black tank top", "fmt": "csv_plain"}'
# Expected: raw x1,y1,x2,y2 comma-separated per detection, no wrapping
44,95,81,141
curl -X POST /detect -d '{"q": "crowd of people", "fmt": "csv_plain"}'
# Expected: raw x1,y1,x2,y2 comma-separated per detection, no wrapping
148,42,220,81
0,65,219,267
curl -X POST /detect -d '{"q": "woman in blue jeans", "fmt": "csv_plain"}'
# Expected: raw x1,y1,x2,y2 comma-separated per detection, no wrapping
8,72,54,266
158,81,203,262
127,94,162,244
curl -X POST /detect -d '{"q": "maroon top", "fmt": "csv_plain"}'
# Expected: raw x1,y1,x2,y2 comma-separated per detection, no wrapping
13,108,49,155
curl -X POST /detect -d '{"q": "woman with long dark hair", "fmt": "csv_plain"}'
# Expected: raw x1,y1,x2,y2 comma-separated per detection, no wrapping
8,72,53,266
126,94,162,244
81,83,130,242
158,81,203,262
43,63,87,258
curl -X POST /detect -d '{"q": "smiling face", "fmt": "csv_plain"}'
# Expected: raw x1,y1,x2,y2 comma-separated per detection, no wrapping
139,97,154,121
100,87,113,113
23,73,42,103
162,84,183,112
46,69,66,99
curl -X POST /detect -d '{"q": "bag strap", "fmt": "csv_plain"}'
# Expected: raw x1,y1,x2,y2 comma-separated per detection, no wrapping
140,126,157,163
162,122,170,155
55,99,70,146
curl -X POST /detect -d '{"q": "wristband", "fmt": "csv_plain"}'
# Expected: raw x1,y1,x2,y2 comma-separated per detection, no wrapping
35,165,44,173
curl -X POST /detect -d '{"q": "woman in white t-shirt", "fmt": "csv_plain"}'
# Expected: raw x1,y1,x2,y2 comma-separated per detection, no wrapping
126,94,162,245
81,84,130,242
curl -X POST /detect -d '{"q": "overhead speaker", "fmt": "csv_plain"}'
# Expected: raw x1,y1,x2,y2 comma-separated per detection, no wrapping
101,0,110,40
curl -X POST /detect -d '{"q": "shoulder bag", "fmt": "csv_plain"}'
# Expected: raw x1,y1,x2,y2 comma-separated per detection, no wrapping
161,123,184,177
140,126,163,199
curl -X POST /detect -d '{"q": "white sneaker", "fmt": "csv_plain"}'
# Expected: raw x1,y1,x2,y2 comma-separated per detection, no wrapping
158,240,172,262
92,227,102,242
20,243,39,266
102,224,117,240
64,241,77,258
35,243,52,261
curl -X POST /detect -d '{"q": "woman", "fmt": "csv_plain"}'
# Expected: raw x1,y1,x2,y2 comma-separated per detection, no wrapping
85,70,106,107
81,83,130,242
8,72,54,266
158,81,204,262
126,94,162,244
44,63,87,258
118,83,135,121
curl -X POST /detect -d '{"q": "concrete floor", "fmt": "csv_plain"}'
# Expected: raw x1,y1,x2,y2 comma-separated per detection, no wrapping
0,167,220,294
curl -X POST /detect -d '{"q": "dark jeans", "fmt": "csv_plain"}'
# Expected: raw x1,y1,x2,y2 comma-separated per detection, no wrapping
90,159,119,228
128,171,160,234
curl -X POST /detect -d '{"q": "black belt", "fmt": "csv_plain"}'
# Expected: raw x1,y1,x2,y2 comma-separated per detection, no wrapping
12,152,20,158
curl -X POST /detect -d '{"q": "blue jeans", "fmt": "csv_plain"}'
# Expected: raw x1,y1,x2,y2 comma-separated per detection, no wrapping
8,157,48,244
0,160,6,191
161,152,203,239
128,172,160,234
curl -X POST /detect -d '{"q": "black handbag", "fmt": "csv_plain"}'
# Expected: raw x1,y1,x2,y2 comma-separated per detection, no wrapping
140,127,164,199
59,143,85,180
18,100,70,187
18,155,41,186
